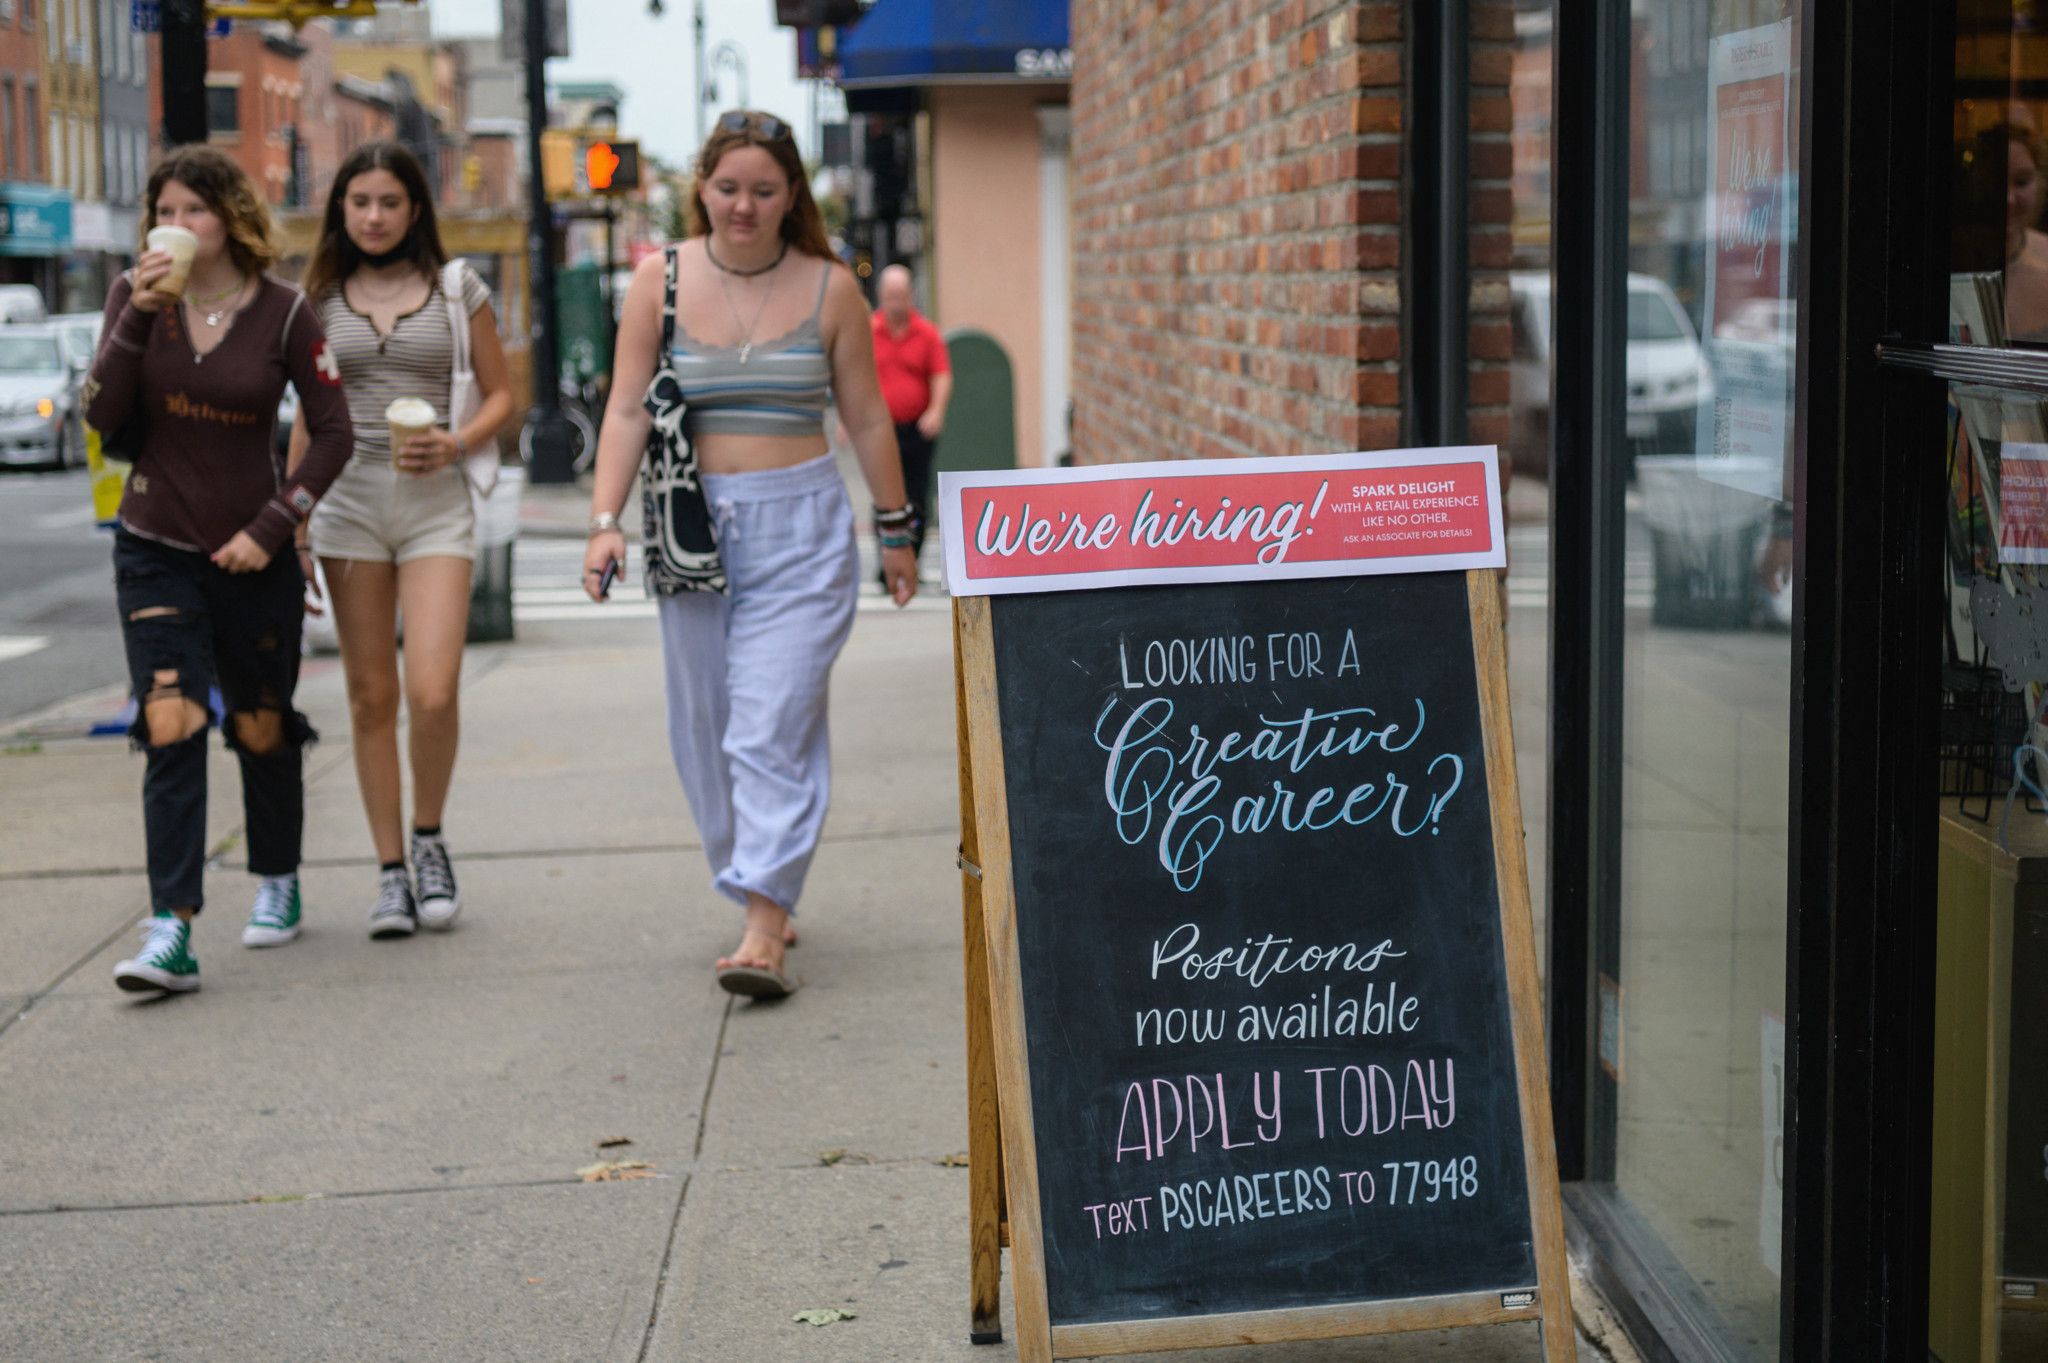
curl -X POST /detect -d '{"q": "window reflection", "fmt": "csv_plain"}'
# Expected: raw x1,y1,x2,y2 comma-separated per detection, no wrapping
1615,1,1795,1356
1933,10,2048,1361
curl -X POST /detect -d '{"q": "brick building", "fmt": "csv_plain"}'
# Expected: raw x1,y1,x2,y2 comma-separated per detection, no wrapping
0,0,42,189
147,27,307,207
1067,0,1513,467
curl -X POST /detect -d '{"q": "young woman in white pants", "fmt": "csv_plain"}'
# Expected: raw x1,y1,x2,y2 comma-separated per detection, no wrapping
582,110,917,998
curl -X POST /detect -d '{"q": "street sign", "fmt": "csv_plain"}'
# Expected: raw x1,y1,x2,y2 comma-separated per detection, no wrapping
130,1,229,35
500,0,566,61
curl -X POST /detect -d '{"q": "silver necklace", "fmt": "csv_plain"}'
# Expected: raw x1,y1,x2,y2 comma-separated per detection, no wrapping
716,263,780,364
190,276,247,327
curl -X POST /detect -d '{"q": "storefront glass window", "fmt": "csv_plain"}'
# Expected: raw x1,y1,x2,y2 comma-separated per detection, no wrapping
1606,0,1798,1355
1930,9,2048,1359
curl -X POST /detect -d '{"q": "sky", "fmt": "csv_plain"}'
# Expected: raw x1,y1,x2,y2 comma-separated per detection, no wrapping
427,0,832,167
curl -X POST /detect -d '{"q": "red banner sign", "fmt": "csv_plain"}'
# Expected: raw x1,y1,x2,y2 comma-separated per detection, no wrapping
938,448,1505,597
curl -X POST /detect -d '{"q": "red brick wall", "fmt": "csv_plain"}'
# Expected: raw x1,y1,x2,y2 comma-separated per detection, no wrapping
1071,0,1404,465
1071,0,1513,466
1469,1,1516,456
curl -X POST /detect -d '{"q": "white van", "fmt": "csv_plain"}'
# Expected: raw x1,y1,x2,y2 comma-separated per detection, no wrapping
0,285,49,324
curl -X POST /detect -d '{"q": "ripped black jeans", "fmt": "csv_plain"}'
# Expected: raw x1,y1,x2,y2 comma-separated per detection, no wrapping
114,529,315,913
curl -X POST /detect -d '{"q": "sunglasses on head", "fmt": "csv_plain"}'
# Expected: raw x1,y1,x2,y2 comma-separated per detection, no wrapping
718,111,791,142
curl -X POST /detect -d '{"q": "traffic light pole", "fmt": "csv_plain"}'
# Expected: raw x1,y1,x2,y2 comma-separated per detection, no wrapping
523,0,577,484
161,0,208,146
603,199,617,368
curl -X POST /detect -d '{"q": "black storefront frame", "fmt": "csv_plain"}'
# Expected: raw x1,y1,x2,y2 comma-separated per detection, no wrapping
1533,1,1948,1360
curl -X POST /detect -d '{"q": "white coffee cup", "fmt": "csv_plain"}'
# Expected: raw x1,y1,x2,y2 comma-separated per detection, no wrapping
145,226,199,300
386,397,439,468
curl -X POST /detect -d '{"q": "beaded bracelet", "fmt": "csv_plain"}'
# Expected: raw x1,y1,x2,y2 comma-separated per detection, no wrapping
879,531,917,550
873,504,915,528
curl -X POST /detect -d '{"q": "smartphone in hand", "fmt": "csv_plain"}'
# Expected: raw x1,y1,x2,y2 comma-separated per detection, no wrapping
596,558,620,601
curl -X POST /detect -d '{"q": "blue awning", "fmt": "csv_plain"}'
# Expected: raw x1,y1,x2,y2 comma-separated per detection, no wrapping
837,0,1071,89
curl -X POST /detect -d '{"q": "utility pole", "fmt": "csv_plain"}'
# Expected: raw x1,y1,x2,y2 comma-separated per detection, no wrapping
693,0,707,151
161,0,208,146
523,0,576,484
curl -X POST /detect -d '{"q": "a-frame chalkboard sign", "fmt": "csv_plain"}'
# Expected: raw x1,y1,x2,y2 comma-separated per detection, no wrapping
941,449,1571,1361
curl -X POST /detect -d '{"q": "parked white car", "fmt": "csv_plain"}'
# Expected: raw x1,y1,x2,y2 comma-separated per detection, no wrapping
0,284,49,324
1507,270,1716,478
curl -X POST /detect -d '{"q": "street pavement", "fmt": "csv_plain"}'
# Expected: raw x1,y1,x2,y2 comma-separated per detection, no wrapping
0,465,128,725
0,465,1606,1361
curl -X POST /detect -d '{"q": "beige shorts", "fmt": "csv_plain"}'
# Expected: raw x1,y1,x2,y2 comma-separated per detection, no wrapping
309,458,476,563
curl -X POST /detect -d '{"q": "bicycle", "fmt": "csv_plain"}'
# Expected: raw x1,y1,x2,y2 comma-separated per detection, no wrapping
516,370,603,473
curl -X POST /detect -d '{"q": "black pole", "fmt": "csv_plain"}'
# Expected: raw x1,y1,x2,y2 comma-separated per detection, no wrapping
523,0,575,484
603,199,616,368
161,0,207,147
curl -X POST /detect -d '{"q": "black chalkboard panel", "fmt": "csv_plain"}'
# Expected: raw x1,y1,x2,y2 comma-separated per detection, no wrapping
988,572,1537,1327
2004,900,2048,1281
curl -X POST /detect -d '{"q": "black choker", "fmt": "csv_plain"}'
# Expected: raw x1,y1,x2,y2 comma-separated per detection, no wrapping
357,233,416,270
706,240,787,277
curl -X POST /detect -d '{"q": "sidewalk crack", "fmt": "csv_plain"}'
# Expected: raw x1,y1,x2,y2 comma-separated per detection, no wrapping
632,995,733,1362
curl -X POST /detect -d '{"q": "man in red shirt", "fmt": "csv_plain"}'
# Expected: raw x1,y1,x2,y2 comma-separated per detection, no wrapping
869,265,951,565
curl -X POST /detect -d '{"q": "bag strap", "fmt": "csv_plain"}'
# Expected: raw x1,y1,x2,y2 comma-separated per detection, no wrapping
442,259,470,375
663,245,679,352
443,259,499,500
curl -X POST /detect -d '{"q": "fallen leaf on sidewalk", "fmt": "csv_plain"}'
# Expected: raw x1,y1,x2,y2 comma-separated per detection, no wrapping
577,1159,655,1182
791,1309,857,1327
595,1136,633,1149
935,1152,970,1168
818,1149,874,1167
526,1277,544,1285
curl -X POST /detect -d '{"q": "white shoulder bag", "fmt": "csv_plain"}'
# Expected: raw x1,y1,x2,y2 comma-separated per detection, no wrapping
443,259,500,500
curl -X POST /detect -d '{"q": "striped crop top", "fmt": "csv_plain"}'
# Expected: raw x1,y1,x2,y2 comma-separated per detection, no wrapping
671,263,832,438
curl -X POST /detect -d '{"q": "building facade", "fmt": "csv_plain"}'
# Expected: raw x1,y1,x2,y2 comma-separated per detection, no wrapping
832,0,1073,469
149,27,307,208
93,0,149,281
0,0,59,298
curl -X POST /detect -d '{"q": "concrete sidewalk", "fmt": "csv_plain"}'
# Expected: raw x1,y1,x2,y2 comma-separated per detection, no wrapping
0,503,1600,1361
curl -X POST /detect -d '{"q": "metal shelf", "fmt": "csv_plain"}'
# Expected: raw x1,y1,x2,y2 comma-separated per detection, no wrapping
1876,339,2048,394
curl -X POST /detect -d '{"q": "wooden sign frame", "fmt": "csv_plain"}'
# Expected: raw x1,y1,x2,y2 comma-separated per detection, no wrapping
952,570,1572,1361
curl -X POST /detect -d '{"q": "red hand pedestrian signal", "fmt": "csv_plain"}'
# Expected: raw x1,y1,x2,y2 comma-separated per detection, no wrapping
586,141,622,192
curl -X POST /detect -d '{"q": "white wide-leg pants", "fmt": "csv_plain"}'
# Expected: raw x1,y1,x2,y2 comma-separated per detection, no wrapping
655,454,859,913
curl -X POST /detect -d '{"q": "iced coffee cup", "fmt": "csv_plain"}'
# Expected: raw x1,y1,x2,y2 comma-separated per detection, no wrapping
386,397,438,469
145,226,199,300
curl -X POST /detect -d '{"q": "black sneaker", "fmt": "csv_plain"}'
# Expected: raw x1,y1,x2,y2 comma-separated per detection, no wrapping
367,867,417,940
411,832,460,930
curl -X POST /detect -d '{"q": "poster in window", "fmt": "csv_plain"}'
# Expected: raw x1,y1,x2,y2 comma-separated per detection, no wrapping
1695,19,1796,501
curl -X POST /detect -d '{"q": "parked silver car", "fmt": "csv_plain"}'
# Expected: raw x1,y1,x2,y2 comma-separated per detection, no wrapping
0,325,86,469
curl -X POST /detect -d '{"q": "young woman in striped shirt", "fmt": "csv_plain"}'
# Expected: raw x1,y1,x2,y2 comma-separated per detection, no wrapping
292,142,514,939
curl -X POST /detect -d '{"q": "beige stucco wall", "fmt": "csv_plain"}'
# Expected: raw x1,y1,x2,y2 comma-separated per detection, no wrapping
930,86,1062,467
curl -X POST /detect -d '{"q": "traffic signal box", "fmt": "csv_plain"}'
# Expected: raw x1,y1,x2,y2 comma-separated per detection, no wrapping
585,139,640,194
541,130,642,200
206,0,406,26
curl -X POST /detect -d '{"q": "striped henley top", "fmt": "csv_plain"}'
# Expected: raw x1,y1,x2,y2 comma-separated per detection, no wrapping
315,261,491,463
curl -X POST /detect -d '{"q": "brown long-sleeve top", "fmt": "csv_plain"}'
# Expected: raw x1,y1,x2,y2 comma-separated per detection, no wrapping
85,272,353,557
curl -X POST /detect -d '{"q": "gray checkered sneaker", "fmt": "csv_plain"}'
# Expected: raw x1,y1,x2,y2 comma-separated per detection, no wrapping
368,867,417,940
411,833,461,930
